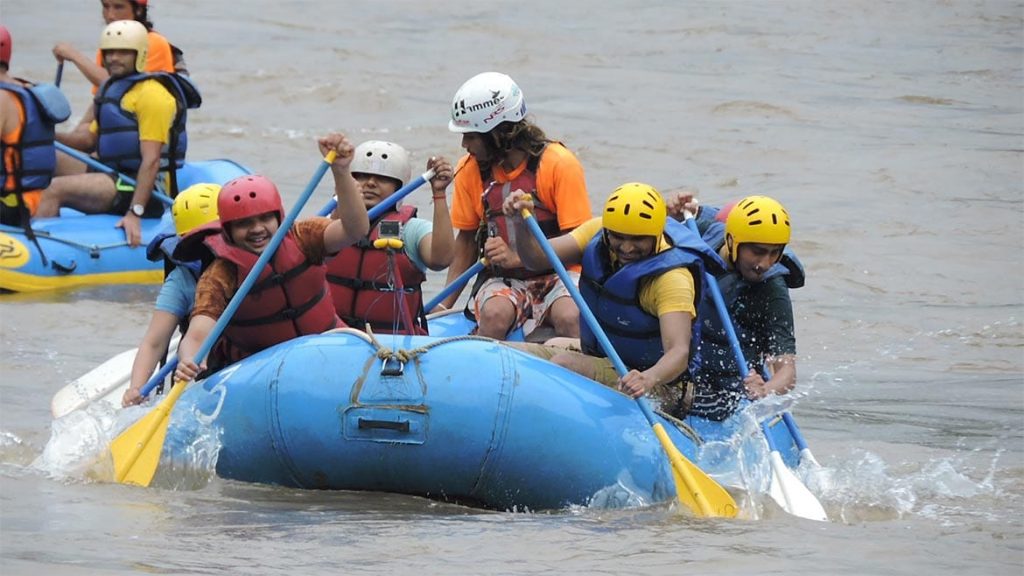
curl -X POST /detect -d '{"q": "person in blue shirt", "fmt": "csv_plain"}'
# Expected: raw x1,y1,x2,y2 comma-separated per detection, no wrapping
325,140,454,334
122,182,219,406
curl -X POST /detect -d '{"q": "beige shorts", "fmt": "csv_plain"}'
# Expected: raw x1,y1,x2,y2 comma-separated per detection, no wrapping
472,271,578,337
510,342,695,418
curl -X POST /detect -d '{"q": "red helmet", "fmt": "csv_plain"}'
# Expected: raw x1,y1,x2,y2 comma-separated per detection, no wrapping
217,175,284,226
715,200,738,223
0,26,11,67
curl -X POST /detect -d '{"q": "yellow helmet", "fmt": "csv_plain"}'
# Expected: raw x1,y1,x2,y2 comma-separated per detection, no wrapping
172,183,221,236
602,182,667,237
725,195,791,261
99,20,148,73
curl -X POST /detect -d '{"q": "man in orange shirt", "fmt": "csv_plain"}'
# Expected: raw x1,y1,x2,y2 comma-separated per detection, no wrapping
439,72,592,340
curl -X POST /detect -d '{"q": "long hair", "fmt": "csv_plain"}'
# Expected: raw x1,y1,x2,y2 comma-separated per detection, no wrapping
132,2,155,30
477,117,551,175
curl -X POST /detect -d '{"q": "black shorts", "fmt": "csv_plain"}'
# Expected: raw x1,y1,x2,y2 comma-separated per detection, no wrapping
0,202,25,227
103,174,165,218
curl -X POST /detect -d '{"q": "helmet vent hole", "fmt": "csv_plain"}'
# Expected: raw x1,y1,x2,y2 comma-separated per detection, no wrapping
248,191,257,199
623,204,631,216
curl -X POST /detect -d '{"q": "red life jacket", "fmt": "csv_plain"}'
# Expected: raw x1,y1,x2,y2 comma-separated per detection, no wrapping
479,149,561,279
202,230,343,362
326,205,428,335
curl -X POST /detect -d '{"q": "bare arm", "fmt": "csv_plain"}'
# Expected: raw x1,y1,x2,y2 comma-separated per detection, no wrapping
619,311,692,398
174,314,214,383
419,156,455,270
56,114,98,153
123,311,180,406
501,188,582,270
320,133,369,252
115,139,161,247
745,354,797,400
438,230,477,310
52,43,108,87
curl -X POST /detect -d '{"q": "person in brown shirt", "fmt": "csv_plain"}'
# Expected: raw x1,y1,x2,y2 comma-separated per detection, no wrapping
174,132,369,381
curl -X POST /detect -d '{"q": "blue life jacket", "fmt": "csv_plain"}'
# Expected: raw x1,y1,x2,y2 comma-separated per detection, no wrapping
698,217,805,290
146,231,202,281
94,72,201,175
579,218,725,375
146,231,202,335
0,81,69,194
693,217,805,403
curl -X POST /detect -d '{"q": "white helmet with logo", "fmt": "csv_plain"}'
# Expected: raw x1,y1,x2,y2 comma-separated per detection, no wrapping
448,71,526,134
350,140,412,188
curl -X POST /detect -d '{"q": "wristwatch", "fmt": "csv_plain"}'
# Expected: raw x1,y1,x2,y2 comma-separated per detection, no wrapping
130,203,145,217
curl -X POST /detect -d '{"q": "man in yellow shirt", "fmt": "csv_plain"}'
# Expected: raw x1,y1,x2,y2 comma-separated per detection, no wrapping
51,0,187,176
38,20,199,247
501,183,725,419
439,71,592,340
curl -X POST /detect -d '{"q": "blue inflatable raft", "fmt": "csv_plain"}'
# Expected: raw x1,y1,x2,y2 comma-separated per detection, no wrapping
0,159,251,293
161,313,805,511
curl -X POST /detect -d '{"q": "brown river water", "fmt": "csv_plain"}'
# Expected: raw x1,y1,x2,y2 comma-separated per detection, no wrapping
1,1,1021,574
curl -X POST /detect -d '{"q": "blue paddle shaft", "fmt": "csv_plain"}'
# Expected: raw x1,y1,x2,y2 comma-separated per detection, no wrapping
521,212,666,425
139,358,178,397
522,213,627,376
683,218,750,378
424,260,485,312
316,171,434,218
191,157,335,366
762,421,780,451
55,142,174,207
782,412,811,452
142,164,429,399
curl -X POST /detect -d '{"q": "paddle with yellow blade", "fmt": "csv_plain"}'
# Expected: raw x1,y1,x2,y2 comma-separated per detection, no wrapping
110,150,340,486
519,208,737,518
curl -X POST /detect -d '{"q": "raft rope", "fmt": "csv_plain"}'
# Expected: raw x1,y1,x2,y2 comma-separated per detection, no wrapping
325,326,705,445
1,224,131,257
362,326,496,366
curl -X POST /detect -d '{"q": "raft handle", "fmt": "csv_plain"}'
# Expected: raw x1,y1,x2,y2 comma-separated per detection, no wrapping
51,259,77,274
380,357,404,376
357,418,410,433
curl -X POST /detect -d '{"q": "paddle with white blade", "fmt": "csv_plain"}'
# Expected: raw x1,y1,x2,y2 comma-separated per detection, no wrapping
683,216,827,521
51,333,181,419
782,411,822,468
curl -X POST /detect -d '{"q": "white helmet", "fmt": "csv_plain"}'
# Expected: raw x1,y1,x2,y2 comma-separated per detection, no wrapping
100,20,148,73
448,72,526,134
350,140,411,187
